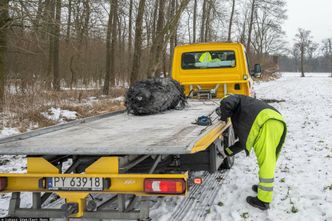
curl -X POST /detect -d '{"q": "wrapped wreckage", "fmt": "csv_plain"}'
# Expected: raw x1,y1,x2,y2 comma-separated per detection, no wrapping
126,78,186,115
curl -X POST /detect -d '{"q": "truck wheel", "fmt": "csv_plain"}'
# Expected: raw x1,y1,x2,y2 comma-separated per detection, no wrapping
219,126,236,170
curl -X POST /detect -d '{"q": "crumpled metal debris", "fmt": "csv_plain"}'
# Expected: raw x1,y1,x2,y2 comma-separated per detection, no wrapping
126,78,186,115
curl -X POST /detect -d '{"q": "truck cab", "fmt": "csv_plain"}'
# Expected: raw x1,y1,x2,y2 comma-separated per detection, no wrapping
172,42,254,98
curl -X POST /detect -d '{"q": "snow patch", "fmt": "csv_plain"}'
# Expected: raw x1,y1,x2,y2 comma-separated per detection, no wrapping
0,128,20,139
112,96,125,102
41,107,77,122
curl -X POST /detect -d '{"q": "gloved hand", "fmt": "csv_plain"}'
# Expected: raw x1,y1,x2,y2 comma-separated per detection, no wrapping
224,141,243,156
215,107,222,117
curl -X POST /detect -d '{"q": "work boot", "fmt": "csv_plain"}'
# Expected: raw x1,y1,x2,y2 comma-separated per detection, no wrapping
252,184,258,193
246,196,270,210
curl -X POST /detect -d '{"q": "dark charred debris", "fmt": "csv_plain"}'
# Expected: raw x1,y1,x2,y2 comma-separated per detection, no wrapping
125,78,187,115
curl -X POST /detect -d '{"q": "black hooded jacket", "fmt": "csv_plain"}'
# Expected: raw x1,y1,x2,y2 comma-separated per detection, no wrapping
219,94,286,155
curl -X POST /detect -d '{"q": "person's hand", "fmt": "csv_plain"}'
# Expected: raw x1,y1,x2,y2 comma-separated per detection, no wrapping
215,107,221,117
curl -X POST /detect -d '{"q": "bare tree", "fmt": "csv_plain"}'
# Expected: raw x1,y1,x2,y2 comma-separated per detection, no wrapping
322,38,332,77
169,0,177,74
246,0,256,54
0,0,9,112
328,39,332,77
47,0,55,87
294,28,315,77
251,0,287,59
66,0,72,42
1,0,293,101
200,0,207,42
110,0,118,86
104,0,113,94
227,0,236,41
238,6,249,45
128,0,133,54
53,0,61,91
192,0,197,43
35,0,45,33
204,0,214,42
104,0,118,94
147,0,190,77
291,46,300,72
130,0,146,85
147,0,166,78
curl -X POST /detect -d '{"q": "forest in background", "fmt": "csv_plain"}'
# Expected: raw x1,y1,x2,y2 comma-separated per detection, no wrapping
0,0,288,92
0,0,331,130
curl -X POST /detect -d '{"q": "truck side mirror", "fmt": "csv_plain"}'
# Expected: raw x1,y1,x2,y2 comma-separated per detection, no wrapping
252,64,262,78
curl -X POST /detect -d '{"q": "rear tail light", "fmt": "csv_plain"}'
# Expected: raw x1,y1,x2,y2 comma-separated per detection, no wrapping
193,177,203,185
144,178,186,194
0,177,7,191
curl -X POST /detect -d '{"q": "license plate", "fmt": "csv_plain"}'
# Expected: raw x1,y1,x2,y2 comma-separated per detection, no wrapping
46,177,105,191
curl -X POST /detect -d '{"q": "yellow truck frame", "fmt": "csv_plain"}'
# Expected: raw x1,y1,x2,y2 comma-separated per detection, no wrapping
0,42,254,220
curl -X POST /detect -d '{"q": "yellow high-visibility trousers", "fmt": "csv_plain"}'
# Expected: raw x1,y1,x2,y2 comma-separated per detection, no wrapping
253,119,285,203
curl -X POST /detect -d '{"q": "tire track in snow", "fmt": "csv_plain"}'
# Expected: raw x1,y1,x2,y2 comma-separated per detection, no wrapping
170,170,229,221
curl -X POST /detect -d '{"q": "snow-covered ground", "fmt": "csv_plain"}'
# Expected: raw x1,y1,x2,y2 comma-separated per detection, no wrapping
0,73,331,220
150,72,332,221
41,107,78,122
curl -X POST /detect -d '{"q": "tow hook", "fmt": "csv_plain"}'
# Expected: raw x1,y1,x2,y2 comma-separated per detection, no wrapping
86,200,97,212
61,202,79,216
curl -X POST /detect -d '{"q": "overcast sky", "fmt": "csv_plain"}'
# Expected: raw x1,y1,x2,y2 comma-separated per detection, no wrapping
284,0,332,44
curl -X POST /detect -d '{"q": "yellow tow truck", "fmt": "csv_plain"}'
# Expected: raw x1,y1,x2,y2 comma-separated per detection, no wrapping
0,42,259,220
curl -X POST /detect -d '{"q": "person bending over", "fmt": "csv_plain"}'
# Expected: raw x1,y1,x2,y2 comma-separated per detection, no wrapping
217,94,287,210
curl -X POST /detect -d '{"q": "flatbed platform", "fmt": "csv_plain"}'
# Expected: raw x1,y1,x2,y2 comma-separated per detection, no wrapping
0,100,226,155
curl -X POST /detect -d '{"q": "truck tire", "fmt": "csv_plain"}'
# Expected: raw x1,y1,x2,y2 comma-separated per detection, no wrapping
219,126,236,170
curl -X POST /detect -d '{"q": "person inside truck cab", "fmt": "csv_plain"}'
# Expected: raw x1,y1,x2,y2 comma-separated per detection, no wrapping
211,53,222,62
217,94,287,210
199,52,212,62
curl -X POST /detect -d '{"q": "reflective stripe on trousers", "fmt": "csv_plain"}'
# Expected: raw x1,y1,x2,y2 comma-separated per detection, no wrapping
253,120,284,203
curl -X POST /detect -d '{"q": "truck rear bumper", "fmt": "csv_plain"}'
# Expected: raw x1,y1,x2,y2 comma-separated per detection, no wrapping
0,157,188,218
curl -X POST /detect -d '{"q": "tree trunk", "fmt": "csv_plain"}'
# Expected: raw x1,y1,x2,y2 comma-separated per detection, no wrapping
204,0,213,42
110,0,118,86
47,0,55,88
119,16,126,82
148,0,190,77
152,0,159,43
301,44,305,77
130,0,146,85
103,0,113,94
228,0,235,41
200,0,207,42
193,0,197,43
82,0,90,47
128,0,133,54
0,0,9,112
169,0,176,75
35,0,44,33
247,0,256,54
66,0,72,42
239,12,247,44
53,0,61,91
328,39,332,77
147,0,166,78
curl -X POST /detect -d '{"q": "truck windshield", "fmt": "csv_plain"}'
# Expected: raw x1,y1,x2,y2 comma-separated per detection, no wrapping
181,51,236,69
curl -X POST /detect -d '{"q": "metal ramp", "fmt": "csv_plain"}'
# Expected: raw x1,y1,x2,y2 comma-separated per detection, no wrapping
0,100,224,155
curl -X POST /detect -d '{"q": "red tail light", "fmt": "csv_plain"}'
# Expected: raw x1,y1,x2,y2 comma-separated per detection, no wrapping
0,177,7,191
144,178,186,194
193,177,203,185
